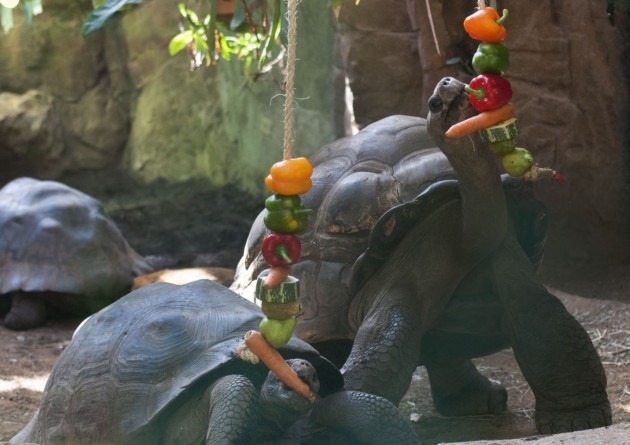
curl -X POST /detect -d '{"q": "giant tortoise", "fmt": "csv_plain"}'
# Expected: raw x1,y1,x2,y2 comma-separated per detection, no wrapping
232,77,611,434
0,177,151,330
11,279,419,444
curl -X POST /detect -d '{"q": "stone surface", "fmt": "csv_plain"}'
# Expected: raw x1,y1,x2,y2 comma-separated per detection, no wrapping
338,0,425,127
0,90,63,179
444,422,630,444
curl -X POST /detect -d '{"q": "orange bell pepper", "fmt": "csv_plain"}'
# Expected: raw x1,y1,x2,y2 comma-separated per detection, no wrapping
463,7,508,43
265,157,313,195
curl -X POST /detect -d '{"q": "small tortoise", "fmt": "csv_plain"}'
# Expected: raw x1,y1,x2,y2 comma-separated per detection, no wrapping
11,279,419,444
232,78,611,434
0,177,151,330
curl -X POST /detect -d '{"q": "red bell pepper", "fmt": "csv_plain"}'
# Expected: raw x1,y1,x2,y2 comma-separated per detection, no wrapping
465,74,513,113
261,233,301,266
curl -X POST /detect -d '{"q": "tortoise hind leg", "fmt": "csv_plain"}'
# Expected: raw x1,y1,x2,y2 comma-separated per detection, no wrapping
426,359,507,416
491,235,611,433
4,292,46,330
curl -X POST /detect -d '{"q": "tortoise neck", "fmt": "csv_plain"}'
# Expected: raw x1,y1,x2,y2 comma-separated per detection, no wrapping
442,136,508,258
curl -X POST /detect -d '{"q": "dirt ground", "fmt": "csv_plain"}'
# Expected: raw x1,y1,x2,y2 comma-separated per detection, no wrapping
1,262,629,444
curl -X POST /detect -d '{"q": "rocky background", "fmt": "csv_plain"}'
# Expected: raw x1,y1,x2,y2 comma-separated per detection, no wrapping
338,0,630,270
0,0,628,273
0,0,344,264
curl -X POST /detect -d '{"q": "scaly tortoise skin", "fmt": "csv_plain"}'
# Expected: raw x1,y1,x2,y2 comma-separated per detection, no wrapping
0,177,151,330
11,279,420,445
232,78,611,435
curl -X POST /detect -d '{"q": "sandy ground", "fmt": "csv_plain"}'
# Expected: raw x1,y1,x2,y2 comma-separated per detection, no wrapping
1,264,629,444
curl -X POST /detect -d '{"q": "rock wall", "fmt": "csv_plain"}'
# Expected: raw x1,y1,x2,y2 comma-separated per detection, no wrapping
0,0,344,198
0,1,126,178
338,0,630,264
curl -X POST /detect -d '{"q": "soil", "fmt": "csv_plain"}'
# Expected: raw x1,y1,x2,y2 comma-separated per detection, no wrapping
1,260,629,444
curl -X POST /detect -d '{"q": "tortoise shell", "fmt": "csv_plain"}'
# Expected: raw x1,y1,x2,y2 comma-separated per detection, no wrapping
14,279,342,444
232,115,455,345
0,177,150,300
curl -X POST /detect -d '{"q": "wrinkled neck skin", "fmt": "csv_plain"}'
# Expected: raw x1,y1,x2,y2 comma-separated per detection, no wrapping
427,78,508,258
260,360,317,431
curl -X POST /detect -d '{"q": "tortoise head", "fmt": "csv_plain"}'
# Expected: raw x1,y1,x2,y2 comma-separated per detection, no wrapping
260,358,320,427
426,77,477,149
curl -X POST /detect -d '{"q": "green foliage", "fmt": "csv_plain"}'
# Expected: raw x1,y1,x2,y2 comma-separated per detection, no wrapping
1,0,43,33
2,0,358,79
81,0,143,36
169,0,285,76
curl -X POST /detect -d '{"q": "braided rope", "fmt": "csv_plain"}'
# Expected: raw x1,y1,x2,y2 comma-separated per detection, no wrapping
282,0,298,160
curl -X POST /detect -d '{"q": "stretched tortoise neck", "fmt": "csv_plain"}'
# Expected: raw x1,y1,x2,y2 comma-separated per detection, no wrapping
441,134,508,260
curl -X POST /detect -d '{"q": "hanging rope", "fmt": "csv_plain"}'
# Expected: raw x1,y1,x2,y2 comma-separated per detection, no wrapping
282,0,298,161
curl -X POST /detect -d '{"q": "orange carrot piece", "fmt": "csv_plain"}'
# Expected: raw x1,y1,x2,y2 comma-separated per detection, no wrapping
244,330,314,401
263,266,290,289
445,103,515,138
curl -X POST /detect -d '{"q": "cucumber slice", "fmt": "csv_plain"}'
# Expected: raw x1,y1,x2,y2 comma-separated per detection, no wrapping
489,139,516,156
255,271,300,303
481,117,519,143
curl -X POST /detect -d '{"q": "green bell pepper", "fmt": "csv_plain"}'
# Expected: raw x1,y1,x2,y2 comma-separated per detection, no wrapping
264,194,313,233
472,42,510,75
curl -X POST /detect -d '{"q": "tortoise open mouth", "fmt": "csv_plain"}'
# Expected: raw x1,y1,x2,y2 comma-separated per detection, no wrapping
428,77,476,134
445,88,474,128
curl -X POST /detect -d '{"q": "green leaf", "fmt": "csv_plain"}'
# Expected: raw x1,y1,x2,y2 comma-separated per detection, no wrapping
177,3,187,18
32,0,42,14
229,0,245,30
22,0,32,25
229,0,254,30
185,7,200,27
168,30,193,55
193,30,209,54
258,0,281,69
218,32,231,60
81,0,143,36
1,6,13,33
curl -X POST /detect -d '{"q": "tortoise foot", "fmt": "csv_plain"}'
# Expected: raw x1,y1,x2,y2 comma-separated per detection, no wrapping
535,400,612,434
4,293,46,330
427,359,508,416
433,377,507,417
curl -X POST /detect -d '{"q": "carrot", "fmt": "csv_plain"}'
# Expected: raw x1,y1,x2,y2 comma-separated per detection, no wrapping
445,102,515,138
244,330,315,401
263,265,290,289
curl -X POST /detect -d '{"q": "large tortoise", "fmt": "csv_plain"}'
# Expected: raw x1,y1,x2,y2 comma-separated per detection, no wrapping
11,279,419,444
232,77,611,434
0,177,151,330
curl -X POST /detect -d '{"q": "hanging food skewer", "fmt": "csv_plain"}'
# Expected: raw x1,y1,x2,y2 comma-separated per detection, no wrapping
449,0,564,182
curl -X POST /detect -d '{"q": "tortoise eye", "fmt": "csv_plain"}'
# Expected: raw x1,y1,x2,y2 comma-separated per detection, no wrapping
428,95,443,113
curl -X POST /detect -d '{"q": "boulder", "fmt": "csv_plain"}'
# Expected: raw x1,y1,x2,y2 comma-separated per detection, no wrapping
0,90,63,180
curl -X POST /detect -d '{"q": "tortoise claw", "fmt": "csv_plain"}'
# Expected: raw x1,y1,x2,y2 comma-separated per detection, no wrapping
535,401,612,434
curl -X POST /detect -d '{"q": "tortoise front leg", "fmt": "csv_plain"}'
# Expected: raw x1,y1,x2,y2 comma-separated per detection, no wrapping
425,359,507,416
205,375,261,444
4,291,46,330
300,391,420,444
164,374,260,445
342,290,424,405
490,235,611,433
